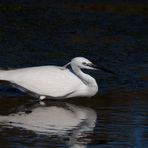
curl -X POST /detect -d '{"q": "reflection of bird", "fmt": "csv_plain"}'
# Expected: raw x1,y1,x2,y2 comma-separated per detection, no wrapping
0,101,97,148
0,57,114,100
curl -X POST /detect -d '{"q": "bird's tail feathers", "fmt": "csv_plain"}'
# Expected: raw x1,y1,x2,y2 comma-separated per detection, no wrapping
0,69,7,80
0,115,9,122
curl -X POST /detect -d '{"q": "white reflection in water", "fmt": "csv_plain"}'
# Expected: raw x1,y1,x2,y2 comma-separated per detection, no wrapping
0,100,97,148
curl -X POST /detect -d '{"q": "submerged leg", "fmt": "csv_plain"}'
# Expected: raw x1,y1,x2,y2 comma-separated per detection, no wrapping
39,96,46,106
39,101,46,106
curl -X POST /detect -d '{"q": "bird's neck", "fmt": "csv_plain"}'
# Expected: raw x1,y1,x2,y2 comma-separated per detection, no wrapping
71,65,97,88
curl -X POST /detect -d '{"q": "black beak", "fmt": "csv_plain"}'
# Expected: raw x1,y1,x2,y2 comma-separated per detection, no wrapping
97,65,116,75
86,63,115,75
86,63,98,70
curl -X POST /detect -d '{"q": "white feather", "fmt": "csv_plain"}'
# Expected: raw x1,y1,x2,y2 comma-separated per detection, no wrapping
0,57,98,99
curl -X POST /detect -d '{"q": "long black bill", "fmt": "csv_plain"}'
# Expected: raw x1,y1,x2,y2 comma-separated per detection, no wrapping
97,65,116,75
86,63,98,70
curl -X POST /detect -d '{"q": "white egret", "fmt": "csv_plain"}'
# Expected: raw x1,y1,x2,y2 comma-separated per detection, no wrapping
0,57,114,100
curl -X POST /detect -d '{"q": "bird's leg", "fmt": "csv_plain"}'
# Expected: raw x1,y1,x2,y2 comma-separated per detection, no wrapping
39,96,46,100
39,96,46,106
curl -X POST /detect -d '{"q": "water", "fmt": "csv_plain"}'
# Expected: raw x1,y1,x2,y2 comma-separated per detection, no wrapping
0,92,147,148
0,1,147,148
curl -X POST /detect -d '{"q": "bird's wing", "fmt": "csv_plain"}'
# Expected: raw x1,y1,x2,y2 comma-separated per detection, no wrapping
6,66,83,97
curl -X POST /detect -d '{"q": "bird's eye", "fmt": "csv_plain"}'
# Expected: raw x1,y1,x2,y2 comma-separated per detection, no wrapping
82,62,87,65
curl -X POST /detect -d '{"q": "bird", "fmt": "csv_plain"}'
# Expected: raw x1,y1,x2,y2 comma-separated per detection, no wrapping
0,57,114,100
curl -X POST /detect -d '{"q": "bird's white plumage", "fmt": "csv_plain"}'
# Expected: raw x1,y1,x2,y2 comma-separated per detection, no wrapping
5,66,83,97
0,57,98,99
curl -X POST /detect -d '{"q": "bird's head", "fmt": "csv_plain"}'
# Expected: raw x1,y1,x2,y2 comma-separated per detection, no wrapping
63,57,115,75
69,57,96,70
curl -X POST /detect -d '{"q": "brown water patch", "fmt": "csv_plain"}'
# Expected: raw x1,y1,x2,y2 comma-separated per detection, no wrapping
64,2,148,16
0,2,147,16
71,34,121,45
140,75,148,81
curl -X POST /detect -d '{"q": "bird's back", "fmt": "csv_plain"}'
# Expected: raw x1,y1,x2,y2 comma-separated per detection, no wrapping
2,66,83,97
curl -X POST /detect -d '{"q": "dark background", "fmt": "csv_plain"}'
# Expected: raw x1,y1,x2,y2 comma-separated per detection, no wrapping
0,0,148,93
0,0,147,148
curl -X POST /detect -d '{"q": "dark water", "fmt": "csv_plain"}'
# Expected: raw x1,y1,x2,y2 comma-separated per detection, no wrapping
0,0,148,148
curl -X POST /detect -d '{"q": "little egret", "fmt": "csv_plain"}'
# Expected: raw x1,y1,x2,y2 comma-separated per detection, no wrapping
0,57,114,100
